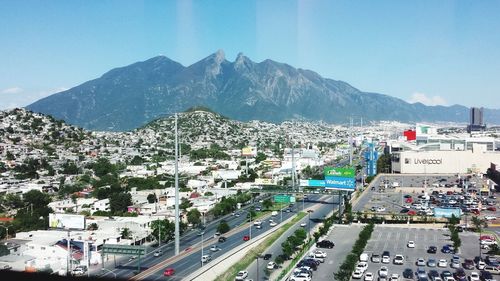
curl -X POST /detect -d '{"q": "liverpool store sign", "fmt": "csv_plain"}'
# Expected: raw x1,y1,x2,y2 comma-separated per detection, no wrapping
414,158,442,165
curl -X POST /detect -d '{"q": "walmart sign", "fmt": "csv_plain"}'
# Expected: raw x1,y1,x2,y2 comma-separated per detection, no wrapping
324,167,356,191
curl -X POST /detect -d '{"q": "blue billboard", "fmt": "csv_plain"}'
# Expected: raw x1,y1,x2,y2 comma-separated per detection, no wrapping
324,176,356,190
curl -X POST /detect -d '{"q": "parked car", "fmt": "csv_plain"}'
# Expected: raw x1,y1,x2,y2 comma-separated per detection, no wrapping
438,259,448,268
379,266,389,278
365,272,374,281
394,255,405,265
403,268,413,279
267,261,278,270
382,251,391,264
480,270,494,281
263,254,272,260
417,267,427,279
372,254,381,263
428,259,437,267
417,258,426,266
427,246,437,254
357,262,369,273
469,271,480,281
453,269,467,281
407,241,416,248
235,270,248,280
463,259,475,270
353,270,364,279
316,240,334,248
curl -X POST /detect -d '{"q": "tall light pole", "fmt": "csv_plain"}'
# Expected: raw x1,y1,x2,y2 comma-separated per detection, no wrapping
200,231,204,267
307,210,314,240
174,113,180,255
249,210,252,239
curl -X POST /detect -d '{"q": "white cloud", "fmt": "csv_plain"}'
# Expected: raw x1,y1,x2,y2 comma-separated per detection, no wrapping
0,86,68,110
408,92,447,106
1,87,23,94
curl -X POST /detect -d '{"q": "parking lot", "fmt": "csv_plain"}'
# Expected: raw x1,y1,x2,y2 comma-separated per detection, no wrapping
350,225,486,281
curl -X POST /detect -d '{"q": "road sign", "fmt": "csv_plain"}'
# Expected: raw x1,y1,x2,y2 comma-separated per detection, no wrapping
273,195,295,203
102,244,146,256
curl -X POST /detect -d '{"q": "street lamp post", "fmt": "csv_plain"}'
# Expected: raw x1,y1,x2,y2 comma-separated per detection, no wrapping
201,231,204,267
249,210,252,240
307,210,314,240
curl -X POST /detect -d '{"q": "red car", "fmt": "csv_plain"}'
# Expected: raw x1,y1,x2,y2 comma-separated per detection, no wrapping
405,198,413,203
243,235,250,241
487,206,497,212
407,210,417,216
163,268,175,276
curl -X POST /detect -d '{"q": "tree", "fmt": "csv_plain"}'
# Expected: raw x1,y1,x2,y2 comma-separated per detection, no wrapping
4,194,23,209
151,219,175,242
129,156,144,165
262,199,273,210
180,198,192,211
121,228,132,239
217,220,230,234
187,209,202,226
87,223,98,231
109,193,132,214
60,161,80,175
6,151,15,160
255,152,267,163
471,216,488,232
147,193,157,204
448,214,460,226
93,158,116,177
23,190,52,216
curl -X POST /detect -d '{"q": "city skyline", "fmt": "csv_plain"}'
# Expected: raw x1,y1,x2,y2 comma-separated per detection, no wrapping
1,0,500,110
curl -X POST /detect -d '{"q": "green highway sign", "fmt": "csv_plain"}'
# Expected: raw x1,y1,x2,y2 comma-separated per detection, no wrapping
324,167,355,178
102,244,146,256
273,195,295,203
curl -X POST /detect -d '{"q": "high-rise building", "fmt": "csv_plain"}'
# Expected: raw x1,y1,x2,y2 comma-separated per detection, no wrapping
468,107,485,132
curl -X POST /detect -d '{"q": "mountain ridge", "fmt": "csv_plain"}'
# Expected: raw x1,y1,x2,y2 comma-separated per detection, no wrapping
26,51,500,131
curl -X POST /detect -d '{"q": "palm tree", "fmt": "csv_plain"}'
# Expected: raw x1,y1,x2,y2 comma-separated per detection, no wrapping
121,228,132,239
471,216,488,232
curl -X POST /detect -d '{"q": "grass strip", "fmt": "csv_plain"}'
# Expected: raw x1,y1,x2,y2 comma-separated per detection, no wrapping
277,238,314,280
216,211,307,281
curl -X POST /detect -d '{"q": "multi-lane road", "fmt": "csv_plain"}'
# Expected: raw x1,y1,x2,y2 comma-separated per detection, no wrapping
96,193,339,281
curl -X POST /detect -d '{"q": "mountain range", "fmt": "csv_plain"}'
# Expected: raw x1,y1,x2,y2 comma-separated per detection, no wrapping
26,50,500,131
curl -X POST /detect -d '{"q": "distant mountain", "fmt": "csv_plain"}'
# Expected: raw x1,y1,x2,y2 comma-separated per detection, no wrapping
26,50,500,131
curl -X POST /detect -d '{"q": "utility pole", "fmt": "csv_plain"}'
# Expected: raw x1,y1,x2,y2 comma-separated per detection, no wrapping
174,113,180,255
349,116,353,166
291,140,296,192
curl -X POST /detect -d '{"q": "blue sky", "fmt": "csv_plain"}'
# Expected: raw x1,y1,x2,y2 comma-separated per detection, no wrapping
1,0,500,109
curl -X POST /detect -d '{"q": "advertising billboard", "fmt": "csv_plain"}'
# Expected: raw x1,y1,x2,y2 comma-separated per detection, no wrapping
255,178,277,185
300,180,325,187
241,146,256,157
49,213,86,230
433,208,462,218
324,167,356,190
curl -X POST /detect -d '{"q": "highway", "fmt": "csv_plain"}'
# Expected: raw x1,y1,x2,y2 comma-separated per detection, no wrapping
137,194,337,281
245,194,339,281
95,197,267,279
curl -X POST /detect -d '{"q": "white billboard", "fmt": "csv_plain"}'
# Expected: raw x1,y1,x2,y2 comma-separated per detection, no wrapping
49,213,86,230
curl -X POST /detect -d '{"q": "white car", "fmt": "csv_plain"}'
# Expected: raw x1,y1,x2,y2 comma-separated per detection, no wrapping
266,261,277,270
365,272,374,281
477,261,486,270
377,207,386,212
416,258,426,266
379,266,389,278
407,241,415,248
485,216,497,220
390,274,400,281
153,250,163,257
300,222,307,227
382,256,390,264
393,255,404,265
313,250,327,258
269,221,277,227
235,270,248,280
352,270,364,279
481,239,497,246
438,259,448,267
210,245,220,252
289,276,311,281
357,262,369,273
470,272,480,281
